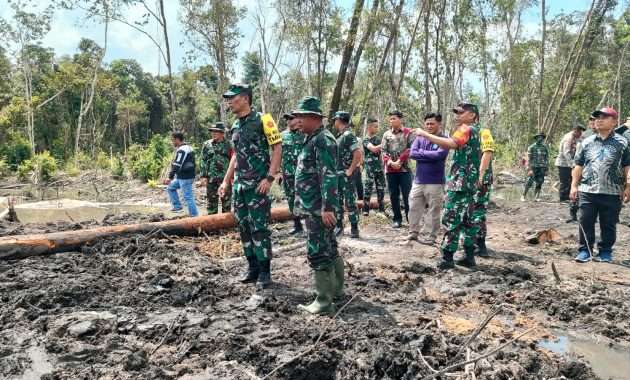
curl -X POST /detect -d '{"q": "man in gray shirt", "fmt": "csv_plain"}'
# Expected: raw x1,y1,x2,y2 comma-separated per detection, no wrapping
571,107,630,263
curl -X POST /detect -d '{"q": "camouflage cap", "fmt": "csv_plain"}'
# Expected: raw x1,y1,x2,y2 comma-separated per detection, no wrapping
332,111,351,123
452,102,479,115
292,96,324,117
222,83,252,99
209,122,226,133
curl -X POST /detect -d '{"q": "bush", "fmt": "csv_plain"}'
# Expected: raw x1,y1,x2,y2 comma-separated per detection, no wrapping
63,161,81,177
17,151,57,183
111,155,125,178
0,133,32,170
0,159,9,178
96,152,110,170
127,135,172,181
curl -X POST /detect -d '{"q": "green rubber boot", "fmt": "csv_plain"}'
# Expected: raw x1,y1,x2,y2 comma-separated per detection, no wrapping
298,267,336,315
333,256,345,300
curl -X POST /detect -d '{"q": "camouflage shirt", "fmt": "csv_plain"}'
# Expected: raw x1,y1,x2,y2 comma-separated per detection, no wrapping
230,109,281,190
363,134,383,173
447,123,481,193
336,127,359,171
294,126,340,217
281,129,305,178
527,141,549,168
382,127,414,173
199,138,233,183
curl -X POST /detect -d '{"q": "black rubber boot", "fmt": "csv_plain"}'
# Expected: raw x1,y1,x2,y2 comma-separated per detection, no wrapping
334,220,344,236
456,246,477,268
350,223,359,239
475,238,489,257
256,260,272,289
289,217,303,235
239,256,259,283
362,202,370,216
378,199,386,213
437,250,455,270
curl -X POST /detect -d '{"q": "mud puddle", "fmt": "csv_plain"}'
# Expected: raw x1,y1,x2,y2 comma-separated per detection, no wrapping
539,330,630,380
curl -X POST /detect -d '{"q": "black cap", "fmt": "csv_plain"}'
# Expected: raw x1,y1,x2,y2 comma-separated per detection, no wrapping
534,132,546,139
209,122,226,132
332,111,351,123
452,102,479,115
388,110,403,118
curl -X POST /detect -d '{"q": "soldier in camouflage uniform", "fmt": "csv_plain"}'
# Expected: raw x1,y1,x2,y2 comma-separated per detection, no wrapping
415,102,481,270
199,122,233,214
292,97,344,315
522,133,549,201
362,117,386,216
332,111,361,238
219,84,282,289
472,127,496,257
280,113,305,234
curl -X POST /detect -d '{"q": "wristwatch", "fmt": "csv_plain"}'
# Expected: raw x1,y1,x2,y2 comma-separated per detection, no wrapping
266,175,275,183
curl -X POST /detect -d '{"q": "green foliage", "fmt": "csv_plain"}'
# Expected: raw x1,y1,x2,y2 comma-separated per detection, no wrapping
63,160,80,177
0,159,9,178
17,151,57,182
111,155,125,178
96,152,110,170
127,135,171,181
0,133,32,170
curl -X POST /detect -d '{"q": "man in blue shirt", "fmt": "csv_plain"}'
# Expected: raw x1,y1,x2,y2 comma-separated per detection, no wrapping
571,107,630,263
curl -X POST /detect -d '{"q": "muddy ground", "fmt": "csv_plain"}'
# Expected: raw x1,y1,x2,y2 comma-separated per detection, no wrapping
1,188,630,379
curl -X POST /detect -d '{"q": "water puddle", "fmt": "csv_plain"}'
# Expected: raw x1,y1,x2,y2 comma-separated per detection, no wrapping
538,331,630,380
13,199,168,224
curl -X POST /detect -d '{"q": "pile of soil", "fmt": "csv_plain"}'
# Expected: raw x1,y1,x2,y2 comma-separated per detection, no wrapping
1,198,629,379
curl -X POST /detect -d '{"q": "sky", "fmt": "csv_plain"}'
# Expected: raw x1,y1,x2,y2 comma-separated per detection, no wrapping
0,0,626,80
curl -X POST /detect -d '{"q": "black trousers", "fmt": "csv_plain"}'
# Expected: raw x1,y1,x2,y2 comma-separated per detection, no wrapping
352,168,364,201
578,192,621,252
558,166,572,201
386,172,412,223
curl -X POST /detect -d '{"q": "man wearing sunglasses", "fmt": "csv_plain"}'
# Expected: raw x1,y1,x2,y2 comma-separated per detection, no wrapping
415,102,482,270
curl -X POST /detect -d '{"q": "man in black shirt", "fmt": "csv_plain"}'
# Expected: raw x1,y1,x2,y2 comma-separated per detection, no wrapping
165,131,199,216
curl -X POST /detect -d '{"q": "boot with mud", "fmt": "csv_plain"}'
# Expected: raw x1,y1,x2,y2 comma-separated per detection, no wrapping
334,220,344,236
350,223,359,238
256,260,272,289
474,237,489,257
239,256,260,283
333,256,345,300
289,217,303,235
437,249,455,270
456,245,477,268
362,203,370,216
298,267,336,315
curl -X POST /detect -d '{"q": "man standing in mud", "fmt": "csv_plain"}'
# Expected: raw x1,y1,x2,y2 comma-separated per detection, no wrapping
415,102,481,269
199,122,233,215
280,113,305,234
332,111,361,238
572,107,630,263
219,84,282,289
521,133,549,202
382,110,414,228
292,96,343,315
362,117,386,216
555,124,585,222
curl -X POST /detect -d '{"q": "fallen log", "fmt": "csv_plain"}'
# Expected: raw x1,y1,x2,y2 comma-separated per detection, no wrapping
0,200,380,260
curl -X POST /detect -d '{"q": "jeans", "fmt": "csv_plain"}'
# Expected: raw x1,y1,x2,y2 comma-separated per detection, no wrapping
167,178,199,216
578,192,621,252
558,166,572,201
386,172,412,223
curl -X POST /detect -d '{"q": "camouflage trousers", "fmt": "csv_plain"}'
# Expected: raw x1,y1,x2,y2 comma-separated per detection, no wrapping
304,216,338,270
336,172,359,225
523,167,546,196
472,184,492,240
232,186,272,261
282,175,297,216
207,180,231,215
440,190,479,254
364,169,386,204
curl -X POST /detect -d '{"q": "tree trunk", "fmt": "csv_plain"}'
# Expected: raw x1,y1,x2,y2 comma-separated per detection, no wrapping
537,0,546,132
422,0,432,111
395,1,423,101
158,0,177,130
329,0,365,118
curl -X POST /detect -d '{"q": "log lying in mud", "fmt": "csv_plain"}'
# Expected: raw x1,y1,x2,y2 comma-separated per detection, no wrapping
0,200,381,260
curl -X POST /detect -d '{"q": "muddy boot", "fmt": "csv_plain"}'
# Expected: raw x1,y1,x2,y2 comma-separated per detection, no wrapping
456,246,477,268
334,220,344,237
437,250,455,270
362,202,370,216
256,260,272,289
289,217,303,235
474,237,489,257
350,223,359,239
333,256,345,300
298,267,335,315
239,256,259,283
